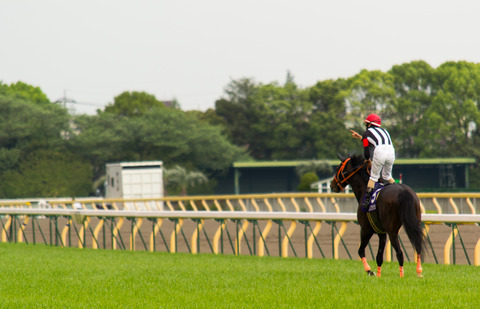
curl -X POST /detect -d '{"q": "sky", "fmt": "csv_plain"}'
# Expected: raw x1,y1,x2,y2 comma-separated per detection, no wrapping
1,0,480,115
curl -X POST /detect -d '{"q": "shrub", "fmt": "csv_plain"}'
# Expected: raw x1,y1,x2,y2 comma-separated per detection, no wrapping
297,172,319,192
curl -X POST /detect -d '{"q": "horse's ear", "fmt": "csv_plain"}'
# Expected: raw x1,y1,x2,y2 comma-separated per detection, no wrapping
337,153,346,162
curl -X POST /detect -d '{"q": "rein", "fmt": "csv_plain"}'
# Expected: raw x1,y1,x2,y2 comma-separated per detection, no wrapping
333,158,369,191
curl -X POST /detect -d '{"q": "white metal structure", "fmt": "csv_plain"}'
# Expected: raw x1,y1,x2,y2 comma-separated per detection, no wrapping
105,161,163,209
311,177,351,193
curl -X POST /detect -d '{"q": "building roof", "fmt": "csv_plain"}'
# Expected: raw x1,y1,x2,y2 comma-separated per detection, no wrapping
233,157,476,168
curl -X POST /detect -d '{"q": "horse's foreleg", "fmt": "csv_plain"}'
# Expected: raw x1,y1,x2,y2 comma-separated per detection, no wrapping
359,229,375,276
361,257,375,276
389,233,404,278
375,234,387,277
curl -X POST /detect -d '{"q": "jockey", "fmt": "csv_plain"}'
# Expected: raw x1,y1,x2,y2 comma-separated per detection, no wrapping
350,114,396,209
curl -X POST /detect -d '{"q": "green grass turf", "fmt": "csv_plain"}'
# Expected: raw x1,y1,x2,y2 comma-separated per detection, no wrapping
0,243,479,308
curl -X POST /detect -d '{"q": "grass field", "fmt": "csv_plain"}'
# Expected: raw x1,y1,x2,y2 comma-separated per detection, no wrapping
0,243,479,308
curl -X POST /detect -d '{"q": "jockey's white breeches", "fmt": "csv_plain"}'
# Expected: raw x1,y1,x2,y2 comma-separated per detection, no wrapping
370,145,395,182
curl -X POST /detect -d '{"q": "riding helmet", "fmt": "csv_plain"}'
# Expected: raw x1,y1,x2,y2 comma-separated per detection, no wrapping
364,114,381,127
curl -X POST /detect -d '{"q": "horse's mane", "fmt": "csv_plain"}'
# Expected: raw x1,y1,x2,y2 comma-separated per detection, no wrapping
349,154,370,183
349,154,364,166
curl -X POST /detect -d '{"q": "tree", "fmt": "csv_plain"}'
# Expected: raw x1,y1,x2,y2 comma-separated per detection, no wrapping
388,61,435,157
216,76,314,160
0,81,50,105
0,150,92,198
0,85,80,197
190,108,227,131
215,78,260,153
163,165,208,196
343,70,396,128
0,94,70,171
69,113,128,180
308,111,358,158
103,91,166,117
308,79,347,115
418,61,480,157
71,107,248,187
254,81,313,159
306,79,357,158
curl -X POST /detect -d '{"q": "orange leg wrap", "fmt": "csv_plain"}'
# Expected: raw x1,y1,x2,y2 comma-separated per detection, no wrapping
416,256,423,278
376,266,381,277
399,266,404,278
361,257,371,272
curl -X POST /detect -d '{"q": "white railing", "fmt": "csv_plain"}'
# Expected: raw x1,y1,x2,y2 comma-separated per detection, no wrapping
1,207,479,266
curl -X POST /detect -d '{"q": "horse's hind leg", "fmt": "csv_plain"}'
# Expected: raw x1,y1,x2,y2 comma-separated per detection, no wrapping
416,253,423,278
375,234,387,277
358,229,375,276
389,233,404,277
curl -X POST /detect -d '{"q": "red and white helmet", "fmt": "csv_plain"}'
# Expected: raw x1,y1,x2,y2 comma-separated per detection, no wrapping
364,114,381,127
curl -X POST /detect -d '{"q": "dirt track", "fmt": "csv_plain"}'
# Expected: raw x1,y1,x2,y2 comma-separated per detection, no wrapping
7,216,479,266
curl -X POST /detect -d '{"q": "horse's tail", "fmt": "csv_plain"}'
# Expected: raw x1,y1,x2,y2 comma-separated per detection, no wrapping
399,189,427,259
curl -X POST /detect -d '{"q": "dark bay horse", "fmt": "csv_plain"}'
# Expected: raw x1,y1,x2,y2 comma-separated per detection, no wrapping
330,154,426,278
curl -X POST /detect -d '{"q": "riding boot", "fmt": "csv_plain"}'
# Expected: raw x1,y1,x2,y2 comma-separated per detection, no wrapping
361,187,373,210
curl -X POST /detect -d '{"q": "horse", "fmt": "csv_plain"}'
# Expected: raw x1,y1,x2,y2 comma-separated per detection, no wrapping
330,153,426,278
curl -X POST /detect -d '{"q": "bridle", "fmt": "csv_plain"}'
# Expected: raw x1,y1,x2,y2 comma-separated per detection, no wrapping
333,158,369,191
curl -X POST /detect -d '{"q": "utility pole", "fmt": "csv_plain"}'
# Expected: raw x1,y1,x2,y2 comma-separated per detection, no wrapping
54,90,78,139
54,90,77,112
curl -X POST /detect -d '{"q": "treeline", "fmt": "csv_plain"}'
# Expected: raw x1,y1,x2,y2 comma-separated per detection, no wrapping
209,61,480,161
0,86,247,197
1,60,479,198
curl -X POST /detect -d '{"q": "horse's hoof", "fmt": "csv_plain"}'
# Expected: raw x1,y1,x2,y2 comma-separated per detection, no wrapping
366,270,375,276
417,273,424,278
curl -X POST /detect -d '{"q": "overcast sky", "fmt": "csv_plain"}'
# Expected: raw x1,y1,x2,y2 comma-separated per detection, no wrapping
1,0,480,114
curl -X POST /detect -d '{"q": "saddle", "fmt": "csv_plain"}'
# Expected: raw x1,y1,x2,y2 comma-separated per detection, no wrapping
363,182,385,213
362,182,391,234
